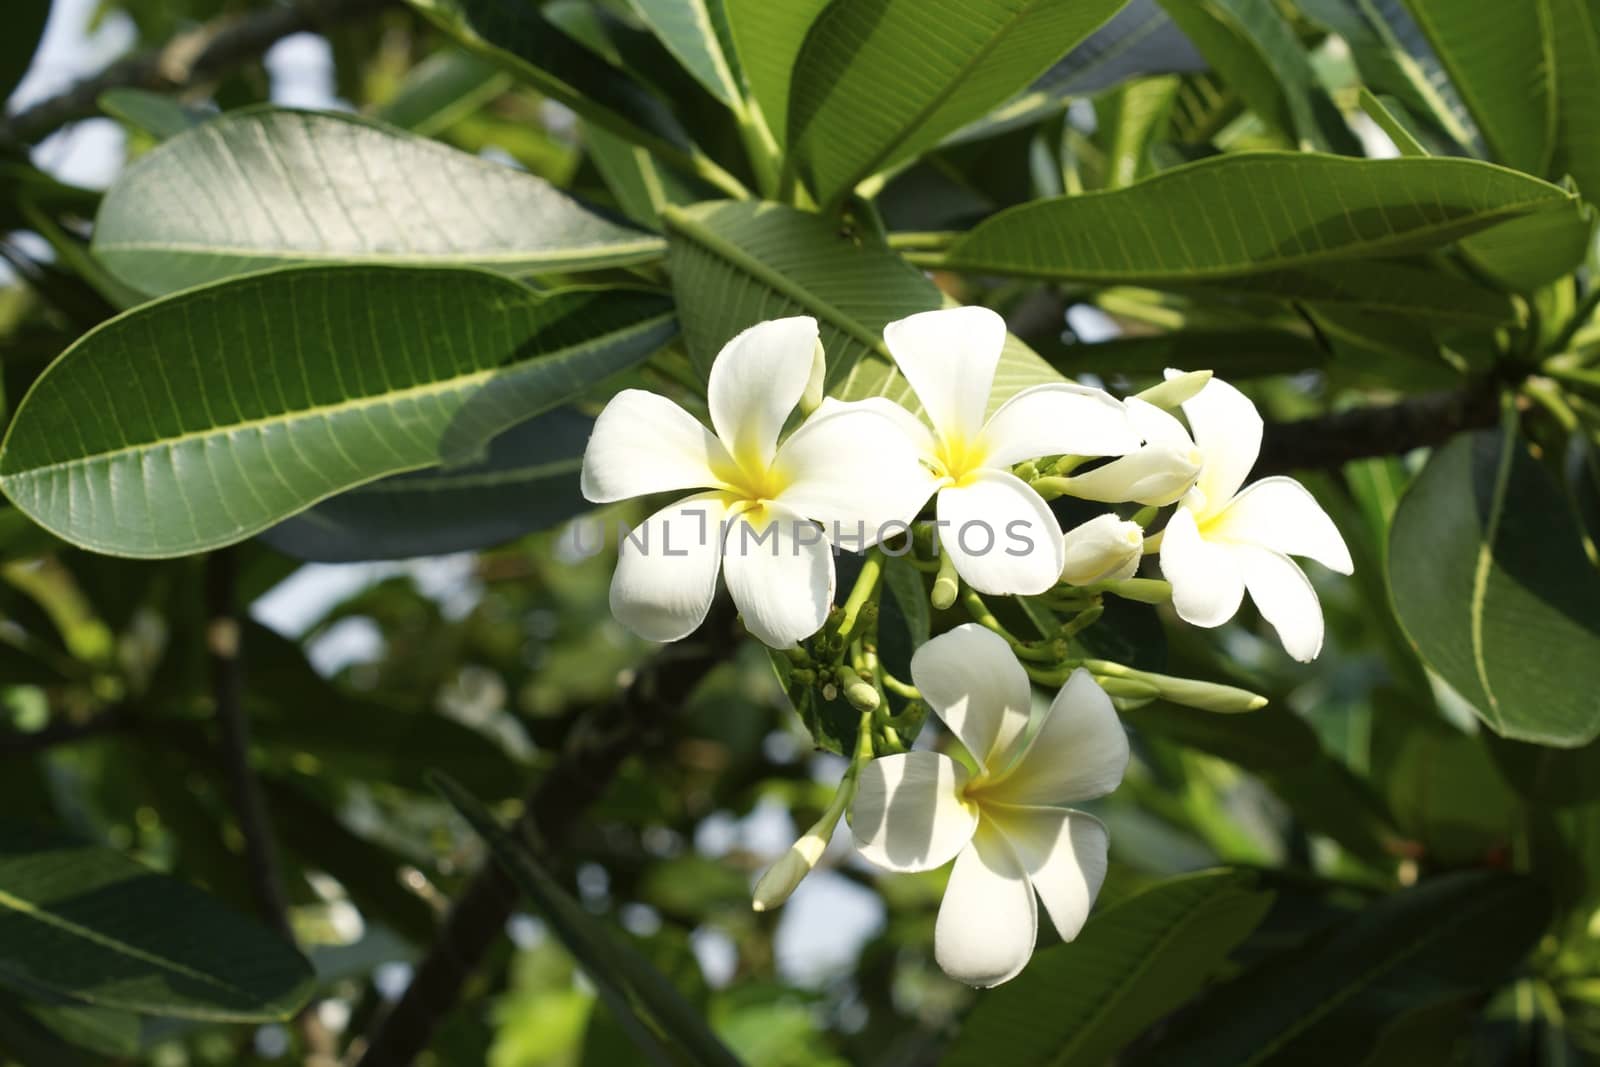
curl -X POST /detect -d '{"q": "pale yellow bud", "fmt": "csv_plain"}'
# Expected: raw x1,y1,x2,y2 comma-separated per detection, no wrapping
1138,369,1212,410
1060,514,1144,586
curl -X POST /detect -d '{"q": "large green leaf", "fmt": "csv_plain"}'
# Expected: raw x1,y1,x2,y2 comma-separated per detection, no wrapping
259,407,592,562
1399,0,1553,175
1547,0,1600,199
1159,0,1357,153
0,821,313,1021
785,0,1128,205
1294,0,1479,151
944,153,1580,284
0,268,675,558
724,0,831,146
942,870,1273,1067
431,775,744,1067
630,0,742,107
92,109,663,297
1389,427,1600,746
1129,871,1550,1066
663,200,1060,413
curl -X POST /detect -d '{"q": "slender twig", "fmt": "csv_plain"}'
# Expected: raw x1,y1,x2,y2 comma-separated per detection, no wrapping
1,0,394,147
207,548,292,936
351,605,738,1067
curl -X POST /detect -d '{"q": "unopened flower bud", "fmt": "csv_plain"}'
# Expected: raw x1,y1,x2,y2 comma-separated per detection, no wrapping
1058,445,1203,506
835,665,880,712
1096,578,1171,603
752,827,831,911
800,338,827,415
1087,659,1267,712
1060,514,1144,586
1138,369,1212,410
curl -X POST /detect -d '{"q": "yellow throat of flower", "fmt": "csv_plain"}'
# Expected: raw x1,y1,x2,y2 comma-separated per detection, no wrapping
712,444,790,507
933,430,989,487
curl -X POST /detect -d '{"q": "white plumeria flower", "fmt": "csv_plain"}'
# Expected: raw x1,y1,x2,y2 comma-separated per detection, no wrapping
1154,371,1354,662
850,624,1128,987
581,316,934,649
1058,396,1204,506
826,307,1140,596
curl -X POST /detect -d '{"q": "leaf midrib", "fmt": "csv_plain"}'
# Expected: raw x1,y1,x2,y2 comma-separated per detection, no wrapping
1045,883,1258,1067
94,240,667,264
0,312,675,483
0,885,252,1004
1238,881,1517,1065
661,206,891,357
1469,426,1516,725
797,0,1068,204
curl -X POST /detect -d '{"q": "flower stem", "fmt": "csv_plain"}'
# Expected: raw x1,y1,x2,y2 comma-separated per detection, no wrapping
836,549,885,647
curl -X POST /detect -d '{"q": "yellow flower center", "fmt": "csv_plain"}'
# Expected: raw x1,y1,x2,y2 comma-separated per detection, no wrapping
711,443,790,505
932,431,990,487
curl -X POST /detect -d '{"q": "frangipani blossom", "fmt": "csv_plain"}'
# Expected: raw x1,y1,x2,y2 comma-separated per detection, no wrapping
1154,371,1353,662
1058,396,1204,507
850,624,1128,987
829,307,1140,596
581,317,935,649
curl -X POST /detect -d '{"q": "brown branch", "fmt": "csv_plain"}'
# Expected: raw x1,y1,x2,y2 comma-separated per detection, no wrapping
351,607,738,1067
1254,383,1501,476
1,0,395,147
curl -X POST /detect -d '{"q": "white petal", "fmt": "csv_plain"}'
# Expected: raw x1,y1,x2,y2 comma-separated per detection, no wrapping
910,623,1032,773
850,752,978,873
1126,396,1193,449
883,306,1005,444
1175,372,1262,515
1207,476,1354,574
979,383,1140,467
707,317,819,470
1159,506,1244,628
609,492,731,641
581,390,729,503
1236,544,1326,662
1056,445,1202,507
937,471,1064,597
1059,514,1144,587
815,396,938,458
935,822,1037,987
721,500,834,648
990,806,1108,943
774,407,941,545
992,669,1129,804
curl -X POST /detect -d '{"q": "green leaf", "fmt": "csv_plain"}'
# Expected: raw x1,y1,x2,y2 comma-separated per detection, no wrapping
1049,328,1329,379
92,108,664,296
1295,0,1479,151
373,49,511,136
942,870,1274,1067
944,153,1581,284
97,90,206,141
0,821,314,1021
662,200,1060,413
430,774,745,1067
1389,427,1600,746
259,407,593,562
630,0,743,107
786,0,1128,205
1546,0,1600,199
405,0,685,152
0,268,674,558
583,119,716,230
1129,871,1551,1067
1399,0,1554,175
23,1002,141,1059
724,0,829,146
1158,0,1357,153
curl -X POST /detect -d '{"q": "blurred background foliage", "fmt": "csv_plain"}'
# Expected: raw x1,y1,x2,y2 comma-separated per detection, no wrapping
2,0,1600,1065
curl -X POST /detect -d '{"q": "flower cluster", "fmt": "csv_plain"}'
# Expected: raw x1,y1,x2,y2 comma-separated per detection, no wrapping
579,306,1351,985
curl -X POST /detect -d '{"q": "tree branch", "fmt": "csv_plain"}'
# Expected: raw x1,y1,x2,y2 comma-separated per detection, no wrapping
351,607,738,1067
2,0,394,147
1254,383,1500,476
